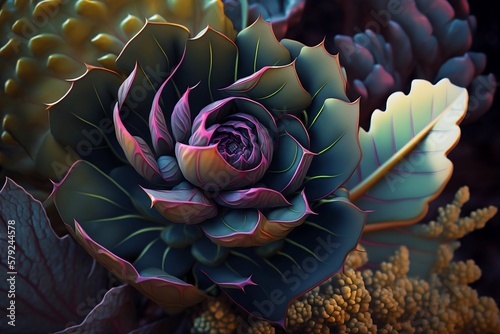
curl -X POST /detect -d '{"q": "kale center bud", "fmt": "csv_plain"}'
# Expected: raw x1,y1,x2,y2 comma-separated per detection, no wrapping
209,113,273,171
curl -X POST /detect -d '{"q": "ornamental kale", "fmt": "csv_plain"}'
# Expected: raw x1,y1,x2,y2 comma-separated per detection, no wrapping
48,17,365,326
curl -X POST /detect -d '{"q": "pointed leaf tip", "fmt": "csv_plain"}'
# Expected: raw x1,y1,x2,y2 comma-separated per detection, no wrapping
118,63,138,109
142,186,218,224
205,272,257,292
149,78,174,156
236,15,291,78
113,103,163,183
171,86,194,143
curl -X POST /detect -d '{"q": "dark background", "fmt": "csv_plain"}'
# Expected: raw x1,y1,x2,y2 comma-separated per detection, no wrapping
450,0,500,305
285,0,500,304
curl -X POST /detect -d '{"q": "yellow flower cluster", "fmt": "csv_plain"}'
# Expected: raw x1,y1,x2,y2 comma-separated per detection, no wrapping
191,187,500,333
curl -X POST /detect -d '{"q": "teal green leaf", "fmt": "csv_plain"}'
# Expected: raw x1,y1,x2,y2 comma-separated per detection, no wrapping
173,26,238,115
200,192,312,247
305,98,361,201
160,223,203,248
276,115,309,148
262,131,315,196
222,63,311,113
116,21,189,74
191,237,229,266
70,220,207,314
52,161,163,259
53,161,207,313
48,66,126,170
264,191,312,223
295,42,349,114
236,16,291,78
345,79,468,231
131,238,194,277
116,23,191,140
195,196,365,326
281,38,306,59
199,208,262,245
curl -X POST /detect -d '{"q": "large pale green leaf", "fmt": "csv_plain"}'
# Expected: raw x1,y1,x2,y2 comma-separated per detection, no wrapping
361,186,498,278
361,227,444,278
345,79,468,231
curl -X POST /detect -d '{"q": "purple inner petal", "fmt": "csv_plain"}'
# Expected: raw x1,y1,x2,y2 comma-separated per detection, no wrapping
208,113,273,171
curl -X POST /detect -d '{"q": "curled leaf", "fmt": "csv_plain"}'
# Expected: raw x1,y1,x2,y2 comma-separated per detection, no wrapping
149,79,175,156
176,143,268,191
216,187,291,209
222,63,311,113
262,132,315,196
113,103,163,184
173,26,238,114
200,191,312,247
171,86,194,143
157,155,184,185
142,184,218,224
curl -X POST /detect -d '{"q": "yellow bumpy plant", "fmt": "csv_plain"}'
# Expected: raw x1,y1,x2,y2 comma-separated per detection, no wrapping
0,0,235,185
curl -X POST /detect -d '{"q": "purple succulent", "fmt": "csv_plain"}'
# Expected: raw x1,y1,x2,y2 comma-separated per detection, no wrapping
48,18,365,326
332,0,496,127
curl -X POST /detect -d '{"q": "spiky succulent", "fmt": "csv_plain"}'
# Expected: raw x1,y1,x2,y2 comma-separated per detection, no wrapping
49,17,366,325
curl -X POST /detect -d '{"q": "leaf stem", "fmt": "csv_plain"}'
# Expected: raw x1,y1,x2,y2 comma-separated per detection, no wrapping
363,220,422,233
239,0,248,30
